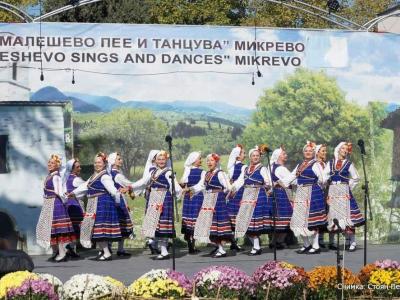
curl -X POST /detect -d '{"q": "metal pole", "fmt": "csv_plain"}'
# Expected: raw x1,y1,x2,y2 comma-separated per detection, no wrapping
360,153,370,266
166,135,177,270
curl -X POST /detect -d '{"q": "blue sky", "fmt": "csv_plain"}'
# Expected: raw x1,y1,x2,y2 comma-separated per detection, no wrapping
0,23,399,108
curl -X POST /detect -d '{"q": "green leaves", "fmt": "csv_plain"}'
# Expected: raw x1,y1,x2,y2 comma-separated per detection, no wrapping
243,68,372,165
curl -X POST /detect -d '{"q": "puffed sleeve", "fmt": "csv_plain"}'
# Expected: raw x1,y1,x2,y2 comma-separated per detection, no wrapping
281,165,298,187
274,165,293,188
190,171,206,194
72,180,89,198
232,168,245,192
53,174,65,202
101,174,121,203
115,173,134,187
180,167,191,185
348,163,360,191
130,171,152,193
218,171,232,193
260,166,272,186
312,163,326,185
323,162,332,182
72,176,86,188
165,170,182,195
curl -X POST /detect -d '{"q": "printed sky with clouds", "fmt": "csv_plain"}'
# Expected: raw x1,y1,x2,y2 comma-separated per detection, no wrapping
0,23,399,108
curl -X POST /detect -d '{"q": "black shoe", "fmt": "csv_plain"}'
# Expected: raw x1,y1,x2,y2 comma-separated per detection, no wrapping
209,246,219,256
307,248,321,255
230,243,243,251
155,254,170,260
248,248,262,256
66,249,80,259
54,255,68,263
96,255,112,261
117,250,131,257
213,251,227,258
328,244,338,250
47,251,59,261
319,243,327,249
296,245,312,254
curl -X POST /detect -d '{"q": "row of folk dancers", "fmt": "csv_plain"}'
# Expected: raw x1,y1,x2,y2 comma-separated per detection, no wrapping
36,140,364,261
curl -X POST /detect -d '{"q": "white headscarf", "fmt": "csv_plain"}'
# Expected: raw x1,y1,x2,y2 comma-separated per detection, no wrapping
334,142,346,160
248,145,260,158
184,152,201,169
315,144,323,159
227,146,242,174
61,158,76,186
270,147,283,165
107,152,118,174
144,150,160,176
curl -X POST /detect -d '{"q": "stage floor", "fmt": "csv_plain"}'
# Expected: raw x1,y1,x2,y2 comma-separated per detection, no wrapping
31,243,399,284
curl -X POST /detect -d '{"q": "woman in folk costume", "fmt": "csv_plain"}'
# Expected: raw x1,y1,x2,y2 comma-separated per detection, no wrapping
36,154,76,262
69,152,123,261
62,158,85,258
226,144,246,251
190,153,233,258
286,141,327,255
269,146,294,249
180,151,205,254
107,152,134,257
231,145,273,256
314,145,336,250
130,150,182,260
324,142,364,252
138,149,161,254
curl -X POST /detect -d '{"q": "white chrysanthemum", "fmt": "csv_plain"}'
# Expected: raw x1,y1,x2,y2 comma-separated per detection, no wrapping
139,269,169,281
63,274,114,300
199,270,221,286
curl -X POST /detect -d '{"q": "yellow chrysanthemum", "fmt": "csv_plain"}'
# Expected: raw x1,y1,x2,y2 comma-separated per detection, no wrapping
280,262,295,269
369,269,400,286
0,271,38,298
129,277,184,298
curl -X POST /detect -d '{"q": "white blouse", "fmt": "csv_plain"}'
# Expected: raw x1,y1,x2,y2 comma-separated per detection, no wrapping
72,172,121,203
130,168,182,195
191,169,231,194
323,159,360,190
282,161,326,187
273,165,293,188
232,163,272,192
48,172,64,201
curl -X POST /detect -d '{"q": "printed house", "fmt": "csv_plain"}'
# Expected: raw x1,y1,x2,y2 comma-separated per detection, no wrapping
0,101,72,254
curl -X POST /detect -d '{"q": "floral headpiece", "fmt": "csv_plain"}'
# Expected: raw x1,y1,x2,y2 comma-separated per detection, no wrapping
208,153,220,162
49,154,62,166
96,152,108,163
156,150,170,159
303,141,316,152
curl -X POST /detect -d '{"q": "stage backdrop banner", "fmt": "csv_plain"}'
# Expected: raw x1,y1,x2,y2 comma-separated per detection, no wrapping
0,23,399,252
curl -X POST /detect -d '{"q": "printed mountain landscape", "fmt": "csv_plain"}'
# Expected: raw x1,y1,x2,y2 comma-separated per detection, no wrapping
30,86,253,125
